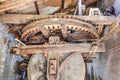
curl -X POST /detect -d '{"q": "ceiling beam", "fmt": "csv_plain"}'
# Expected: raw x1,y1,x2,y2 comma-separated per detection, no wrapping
0,14,116,24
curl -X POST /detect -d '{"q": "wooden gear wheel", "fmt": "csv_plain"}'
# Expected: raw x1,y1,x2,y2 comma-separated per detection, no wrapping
21,15,98,44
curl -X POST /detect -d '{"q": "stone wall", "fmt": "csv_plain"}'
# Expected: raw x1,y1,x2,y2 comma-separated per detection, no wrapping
0,24,8,80
0,24,23,80
92,32,120,80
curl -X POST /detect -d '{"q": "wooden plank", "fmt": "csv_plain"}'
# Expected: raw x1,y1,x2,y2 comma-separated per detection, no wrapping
0,0,37,12
0,14,116,24
0,0,77,14
11,43,105,55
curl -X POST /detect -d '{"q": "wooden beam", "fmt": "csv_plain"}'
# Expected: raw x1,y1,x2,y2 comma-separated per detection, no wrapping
0,14,116,24
0,0,77,13
11,43,105,55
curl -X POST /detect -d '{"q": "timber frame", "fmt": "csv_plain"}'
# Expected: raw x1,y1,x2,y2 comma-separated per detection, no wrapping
0,14,116,61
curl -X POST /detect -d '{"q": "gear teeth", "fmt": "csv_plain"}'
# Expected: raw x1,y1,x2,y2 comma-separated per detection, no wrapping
32,30,34,32
75,27,78,30
57,26,60,29
79,27,81,31
48,26,50,29
21,15,98,42
85,29,89,32
82,28,87,32
66,25,69,29
36,28,39,31
43,27,46,30
35,28,37,31
82,29,85,32
66,16,69,18
71,16,73,19
57,16,59,18
52,26,55,29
